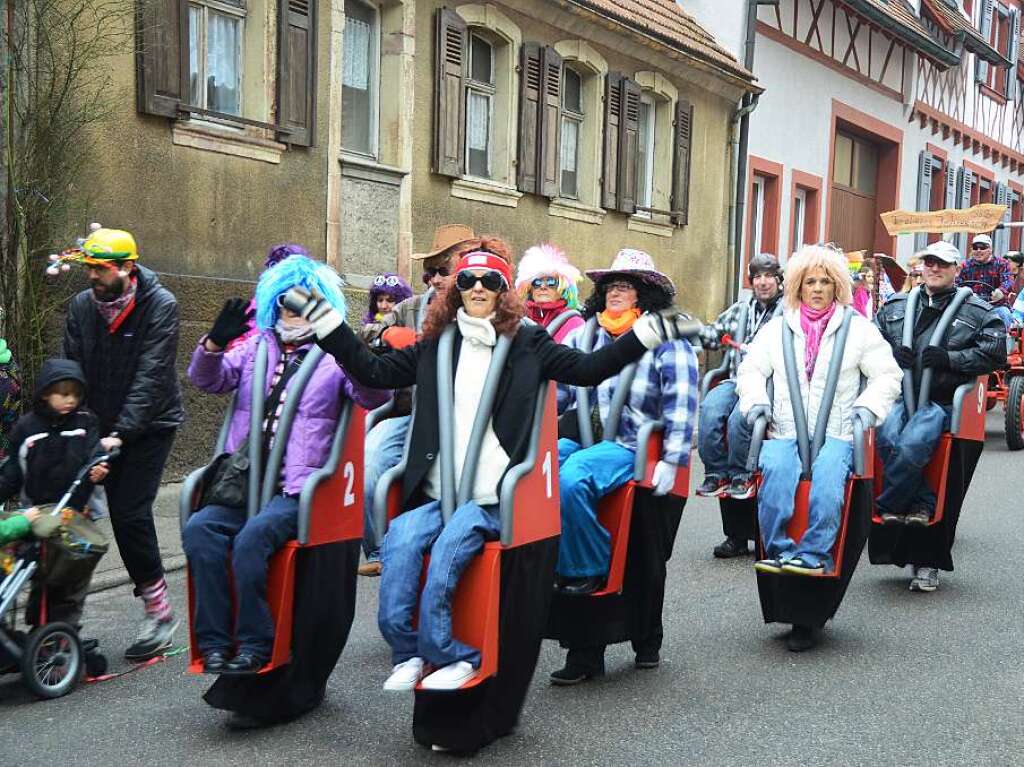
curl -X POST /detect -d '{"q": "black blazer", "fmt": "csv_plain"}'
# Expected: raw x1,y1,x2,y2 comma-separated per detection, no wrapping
318,320,647,505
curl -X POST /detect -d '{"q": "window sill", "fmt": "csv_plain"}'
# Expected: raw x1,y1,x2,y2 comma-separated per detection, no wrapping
548,197,606,225
340,153,409,187
627,215,675,238
172,120,286,164
978,84,1008,105
450,178,522,208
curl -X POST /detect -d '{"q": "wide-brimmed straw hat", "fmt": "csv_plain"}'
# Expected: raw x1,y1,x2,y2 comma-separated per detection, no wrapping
584,248,676,296
410,224,477,261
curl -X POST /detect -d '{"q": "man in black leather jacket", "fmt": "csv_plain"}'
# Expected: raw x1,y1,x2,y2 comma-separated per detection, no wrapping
873,240,1005,591
61,228,183,660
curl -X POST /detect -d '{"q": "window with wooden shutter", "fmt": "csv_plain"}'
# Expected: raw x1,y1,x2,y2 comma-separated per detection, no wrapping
433,8,467,177
601,71,623,210
944,160,958,210
136,0,190,117
977,0,995,82
915,150,935,250
995,182,1010,255
956,166,974,252
617,77,641,215
277,0,318,146
517,42,542,193
538,46,563,198
671,97,693,226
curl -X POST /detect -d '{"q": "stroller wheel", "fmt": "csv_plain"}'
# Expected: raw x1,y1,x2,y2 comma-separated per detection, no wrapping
21,623,82,699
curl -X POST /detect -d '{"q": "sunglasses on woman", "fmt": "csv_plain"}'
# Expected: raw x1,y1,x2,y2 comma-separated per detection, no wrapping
421,266,451,285
531,276,559,289
455,270,507,292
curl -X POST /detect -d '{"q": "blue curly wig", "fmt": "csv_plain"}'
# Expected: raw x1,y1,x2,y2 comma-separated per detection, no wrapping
255,254,347,331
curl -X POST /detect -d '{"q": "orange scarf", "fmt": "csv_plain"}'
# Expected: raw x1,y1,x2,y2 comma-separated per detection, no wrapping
597,307,642,336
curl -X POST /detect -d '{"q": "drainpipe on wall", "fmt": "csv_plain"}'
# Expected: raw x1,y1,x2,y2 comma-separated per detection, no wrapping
728,93,759,301
731,0,774,300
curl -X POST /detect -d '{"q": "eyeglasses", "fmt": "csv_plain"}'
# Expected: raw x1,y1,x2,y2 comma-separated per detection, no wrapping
455,270,507,292
421,265,451,285
605,281,636,294
921,256,954,268
971,243,991,251
374,275,402,288
531,276,559,289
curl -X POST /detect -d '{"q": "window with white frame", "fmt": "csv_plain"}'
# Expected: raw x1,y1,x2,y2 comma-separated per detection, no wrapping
188,0,244,115
635,94,656,215
342,0,379,156
466,33,495,179
750,175,767,261
559,66,583,199
792,188,807,252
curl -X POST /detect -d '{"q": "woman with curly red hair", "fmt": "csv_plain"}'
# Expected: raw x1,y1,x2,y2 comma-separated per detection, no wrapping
284,235,695,693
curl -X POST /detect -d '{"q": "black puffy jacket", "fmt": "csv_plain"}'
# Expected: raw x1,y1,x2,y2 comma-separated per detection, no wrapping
0,359,101,508
61,265,184,439
875,287,1006,405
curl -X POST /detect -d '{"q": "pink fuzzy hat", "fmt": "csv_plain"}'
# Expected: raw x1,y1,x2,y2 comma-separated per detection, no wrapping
515,243,582,290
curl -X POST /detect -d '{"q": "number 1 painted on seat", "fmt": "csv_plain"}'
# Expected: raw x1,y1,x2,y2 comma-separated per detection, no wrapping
542,451,553,498
343,462,356,506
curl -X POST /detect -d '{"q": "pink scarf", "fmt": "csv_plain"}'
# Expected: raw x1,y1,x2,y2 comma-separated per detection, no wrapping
799,302,837,381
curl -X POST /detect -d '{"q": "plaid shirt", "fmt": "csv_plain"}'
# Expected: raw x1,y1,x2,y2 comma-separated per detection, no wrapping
699,295,781,378
557,327,699,466
957,256,1012,305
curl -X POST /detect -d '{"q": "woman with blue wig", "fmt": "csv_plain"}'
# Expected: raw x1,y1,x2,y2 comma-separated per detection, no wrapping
183,254,387,688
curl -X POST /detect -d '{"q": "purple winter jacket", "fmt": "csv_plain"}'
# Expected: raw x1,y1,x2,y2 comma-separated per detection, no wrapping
188,331,388,496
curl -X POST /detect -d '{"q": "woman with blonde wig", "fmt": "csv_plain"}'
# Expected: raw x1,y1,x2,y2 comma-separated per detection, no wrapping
515,243,585,342
736,245,900,650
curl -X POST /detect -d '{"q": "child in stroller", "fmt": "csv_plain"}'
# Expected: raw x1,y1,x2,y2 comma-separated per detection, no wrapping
0,359,114,697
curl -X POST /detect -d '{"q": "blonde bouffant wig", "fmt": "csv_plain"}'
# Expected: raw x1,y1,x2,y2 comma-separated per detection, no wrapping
783,244,853,310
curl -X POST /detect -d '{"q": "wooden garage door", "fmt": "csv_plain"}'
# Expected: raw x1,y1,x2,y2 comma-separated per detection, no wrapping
829,131,878,253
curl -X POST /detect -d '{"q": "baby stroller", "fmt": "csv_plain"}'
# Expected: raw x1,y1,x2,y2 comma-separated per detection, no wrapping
0,453,112,698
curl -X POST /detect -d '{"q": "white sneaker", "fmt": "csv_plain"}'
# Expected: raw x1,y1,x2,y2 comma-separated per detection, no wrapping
382,657,425,691
909,567,939,593
420,661,476,690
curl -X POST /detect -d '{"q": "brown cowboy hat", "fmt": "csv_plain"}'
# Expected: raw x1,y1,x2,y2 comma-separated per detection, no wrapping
410,224,477,261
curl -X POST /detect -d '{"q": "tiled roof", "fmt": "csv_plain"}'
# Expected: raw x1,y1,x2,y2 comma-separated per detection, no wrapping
920,0,1010,65
564,0,757,84
837,0,960,66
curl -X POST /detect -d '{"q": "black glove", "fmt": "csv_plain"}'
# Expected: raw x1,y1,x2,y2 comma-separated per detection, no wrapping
893,345,916,369
207,298,252,349
921,345,950,370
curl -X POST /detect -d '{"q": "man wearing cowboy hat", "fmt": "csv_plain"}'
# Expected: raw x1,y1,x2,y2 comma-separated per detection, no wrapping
551,248,699,683
60,227,184,660
357,224,476,577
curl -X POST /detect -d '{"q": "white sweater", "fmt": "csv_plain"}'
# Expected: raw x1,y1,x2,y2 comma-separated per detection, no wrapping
423,309,511,506
736,305,902,442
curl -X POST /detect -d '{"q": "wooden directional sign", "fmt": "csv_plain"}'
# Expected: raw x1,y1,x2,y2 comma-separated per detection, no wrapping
880,204,1008,235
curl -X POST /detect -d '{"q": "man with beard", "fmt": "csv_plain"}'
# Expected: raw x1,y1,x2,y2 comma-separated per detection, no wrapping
61,228,184,660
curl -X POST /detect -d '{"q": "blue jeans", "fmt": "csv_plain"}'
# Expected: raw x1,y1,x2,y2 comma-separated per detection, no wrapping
377,499,500,667
556,438,636,578
363,415,411,560
877,400,951,515
757,437,852,571
182,495,298,657
697,380,754,480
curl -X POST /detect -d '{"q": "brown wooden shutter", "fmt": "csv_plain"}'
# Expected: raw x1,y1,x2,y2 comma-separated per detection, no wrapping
136,0,189,118
277,0,318,146
538,46,563,198
433,8,467,177
601,72,623,210
617,77,641,215
517,42,543,194
671,98,693,225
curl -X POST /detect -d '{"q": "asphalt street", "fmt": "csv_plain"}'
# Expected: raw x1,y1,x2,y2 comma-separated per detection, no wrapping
2,414,1022,766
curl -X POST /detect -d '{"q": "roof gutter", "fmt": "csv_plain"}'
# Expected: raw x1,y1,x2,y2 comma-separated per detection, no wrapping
955,30,1013,67
838,0,960,68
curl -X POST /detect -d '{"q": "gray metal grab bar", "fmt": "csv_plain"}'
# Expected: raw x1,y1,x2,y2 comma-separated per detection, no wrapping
497,383,550,545
365,399,395,434
632,419,664,481
215,392,237,455
810,307,853,462
949,379,982,434
851,409,871,476
603,363,638,443
297,399,353,544
918,287,973,410
574,317,600,448
260,345,326,508
545,308,582,338
372,400,416,549
780,319,813,478
416,286,435,333
436,325,458,521
247,338,269,519
901,286,921,415
457,334,514,507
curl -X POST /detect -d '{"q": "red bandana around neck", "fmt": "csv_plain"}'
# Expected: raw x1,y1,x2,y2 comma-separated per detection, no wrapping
525,298,568,328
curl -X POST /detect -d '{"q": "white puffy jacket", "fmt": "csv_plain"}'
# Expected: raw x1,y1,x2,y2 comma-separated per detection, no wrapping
736,305,902,442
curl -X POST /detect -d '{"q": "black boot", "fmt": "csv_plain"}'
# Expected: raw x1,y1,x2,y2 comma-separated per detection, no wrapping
786,624,819,653
550,647,605,685
713,537,750,558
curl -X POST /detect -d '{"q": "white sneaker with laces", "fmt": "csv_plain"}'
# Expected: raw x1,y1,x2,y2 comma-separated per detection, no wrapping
909,567,939,592
383,657,425,691
420,661,476,690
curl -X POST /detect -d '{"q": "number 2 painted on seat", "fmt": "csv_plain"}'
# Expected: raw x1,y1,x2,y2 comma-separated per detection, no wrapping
542,451,553,498
343,461,356,506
